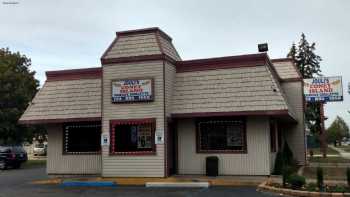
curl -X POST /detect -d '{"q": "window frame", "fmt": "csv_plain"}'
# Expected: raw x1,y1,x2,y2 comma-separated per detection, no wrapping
109,118,156,156
196,117,247,154
62,122,102,155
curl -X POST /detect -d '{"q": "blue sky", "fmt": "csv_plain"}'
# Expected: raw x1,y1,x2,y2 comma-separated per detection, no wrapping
1,0,349,127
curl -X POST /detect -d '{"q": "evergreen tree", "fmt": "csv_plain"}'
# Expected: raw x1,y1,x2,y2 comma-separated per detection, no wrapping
287,33,322,135
288,33,322,78
287,42,297,60
0,48,45,144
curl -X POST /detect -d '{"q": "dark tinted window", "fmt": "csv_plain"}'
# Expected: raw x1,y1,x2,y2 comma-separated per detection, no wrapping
64,122,101,154
197,119,246,152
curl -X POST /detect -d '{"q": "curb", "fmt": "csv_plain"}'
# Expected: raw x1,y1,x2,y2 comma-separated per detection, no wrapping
32,177,262,187
257,181,350,197
145,182,209,188
61,181,116,187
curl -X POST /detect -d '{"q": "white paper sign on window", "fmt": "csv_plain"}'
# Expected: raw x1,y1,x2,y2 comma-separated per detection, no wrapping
226,125,243,147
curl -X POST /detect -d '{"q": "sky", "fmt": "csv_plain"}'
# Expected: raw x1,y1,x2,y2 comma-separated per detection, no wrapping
1,0,349,127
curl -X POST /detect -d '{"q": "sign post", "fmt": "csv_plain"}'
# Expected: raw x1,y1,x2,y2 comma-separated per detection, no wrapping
304,76,343,158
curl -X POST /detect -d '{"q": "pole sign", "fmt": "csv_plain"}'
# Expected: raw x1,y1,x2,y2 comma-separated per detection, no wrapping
112,79,153,103
304,76,343,102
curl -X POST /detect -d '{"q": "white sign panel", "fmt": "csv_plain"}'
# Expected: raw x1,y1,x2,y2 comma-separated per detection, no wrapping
112,79,153,103
101,133,110,146
155,131,164,145
304,76,343,102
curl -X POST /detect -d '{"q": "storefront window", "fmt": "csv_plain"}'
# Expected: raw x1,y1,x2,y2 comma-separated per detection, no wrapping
110,119,156,155
63,122,101,154
197,119,246,153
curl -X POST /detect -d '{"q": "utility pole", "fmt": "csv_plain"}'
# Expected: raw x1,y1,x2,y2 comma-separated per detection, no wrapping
320,102,327,158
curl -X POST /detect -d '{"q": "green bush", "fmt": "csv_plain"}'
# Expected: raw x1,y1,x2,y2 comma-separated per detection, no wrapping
273,142,298,175
347,167,350,187
287,174,306,189
305,183,317,191
273,151,284,175
317,167,324,190
329,185,346,193
283,142,294,165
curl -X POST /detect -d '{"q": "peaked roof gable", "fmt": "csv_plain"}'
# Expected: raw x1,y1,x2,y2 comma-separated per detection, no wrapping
101,27,181,65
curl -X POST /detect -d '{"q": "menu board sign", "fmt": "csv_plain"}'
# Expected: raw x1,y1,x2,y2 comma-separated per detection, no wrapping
112,79,153,103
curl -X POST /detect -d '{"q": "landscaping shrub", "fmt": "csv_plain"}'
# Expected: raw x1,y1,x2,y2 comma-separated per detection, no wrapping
287,174,306,190
327,185,346,193
273,151,284,175
347,167,350,187
317,167,324,190
282,166,288,187
273,142,298,175
282,142,294,165
305,183,317,191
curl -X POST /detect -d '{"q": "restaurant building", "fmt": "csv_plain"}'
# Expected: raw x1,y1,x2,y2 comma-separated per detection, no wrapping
19,27,306,177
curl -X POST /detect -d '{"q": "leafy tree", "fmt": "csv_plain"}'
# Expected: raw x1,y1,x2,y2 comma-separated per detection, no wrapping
326,116,349,146
0,48,45,144
287,33,322,135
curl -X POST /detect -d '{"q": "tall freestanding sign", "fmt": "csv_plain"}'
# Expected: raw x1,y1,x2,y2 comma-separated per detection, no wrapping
304,76,343,158
304,76,343,102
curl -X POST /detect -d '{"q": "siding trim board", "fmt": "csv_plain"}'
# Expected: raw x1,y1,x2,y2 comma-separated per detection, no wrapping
116,27,172,41
46,67,102,81
171,110,292,118
101,54,176,65
19,117,101,125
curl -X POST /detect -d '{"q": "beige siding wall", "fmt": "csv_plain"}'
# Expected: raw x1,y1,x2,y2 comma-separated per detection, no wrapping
281,82,306,165
102,61,165,177
46,124,102,175
177,117,271,175
172,66,288,114
165,62,176,117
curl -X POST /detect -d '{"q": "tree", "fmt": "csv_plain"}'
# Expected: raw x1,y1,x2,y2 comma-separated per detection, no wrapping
0,48,45,144
289,33,322,78
327,116,350,146
287,33,323,135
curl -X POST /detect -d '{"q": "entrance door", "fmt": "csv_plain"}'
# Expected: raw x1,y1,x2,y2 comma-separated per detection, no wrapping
167,121,177,176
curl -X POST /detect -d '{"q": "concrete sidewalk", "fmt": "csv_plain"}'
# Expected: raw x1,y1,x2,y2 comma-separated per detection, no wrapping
33,175,275,187
329,145,350,159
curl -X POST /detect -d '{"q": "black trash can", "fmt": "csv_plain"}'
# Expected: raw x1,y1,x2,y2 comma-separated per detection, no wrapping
206,156,218,176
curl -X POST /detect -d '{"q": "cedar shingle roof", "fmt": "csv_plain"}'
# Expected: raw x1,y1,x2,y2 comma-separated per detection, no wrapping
19,78,101,124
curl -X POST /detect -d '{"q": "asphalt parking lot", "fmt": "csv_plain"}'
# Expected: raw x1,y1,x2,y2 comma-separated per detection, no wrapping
0,165,277,197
